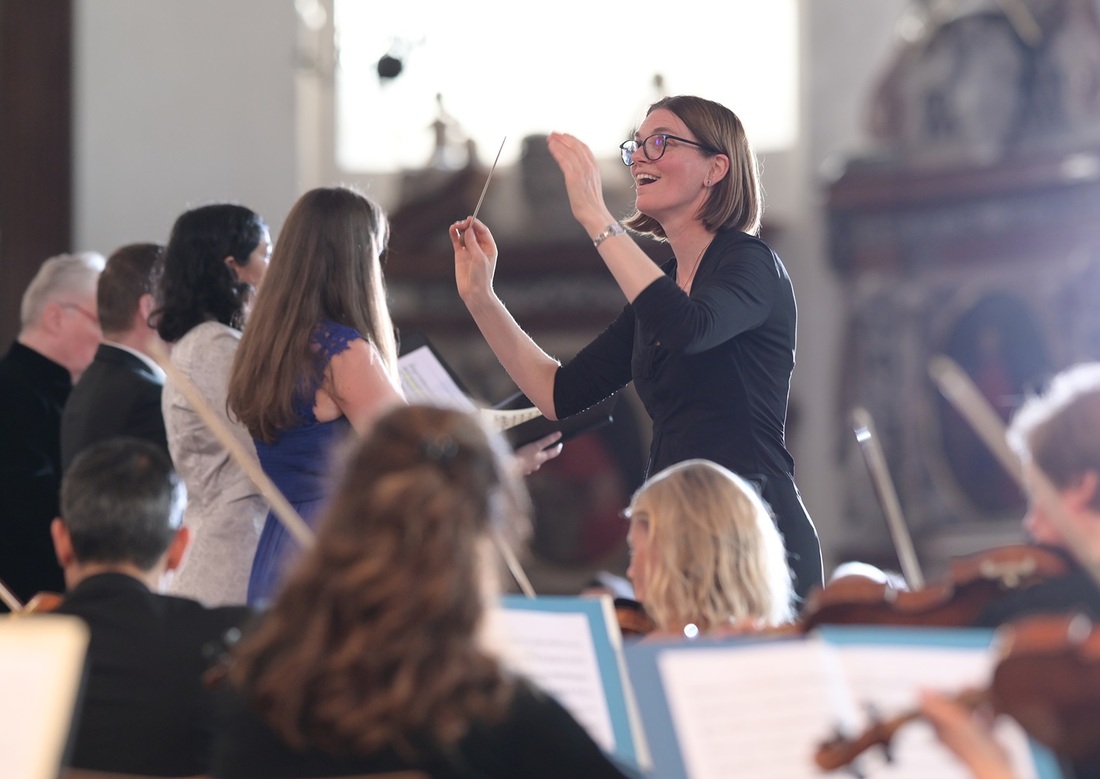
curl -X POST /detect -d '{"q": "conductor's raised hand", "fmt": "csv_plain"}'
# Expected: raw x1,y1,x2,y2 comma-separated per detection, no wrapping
450,216,498,305
546,132,616,236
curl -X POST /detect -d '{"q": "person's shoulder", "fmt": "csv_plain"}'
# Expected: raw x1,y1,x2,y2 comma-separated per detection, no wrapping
314,319,365,359
178,321,241,349
157,593,255,637
172,322,241,366
714,229,775,258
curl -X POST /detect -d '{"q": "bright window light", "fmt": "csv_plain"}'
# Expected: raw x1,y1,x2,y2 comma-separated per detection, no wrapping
333,0,798,173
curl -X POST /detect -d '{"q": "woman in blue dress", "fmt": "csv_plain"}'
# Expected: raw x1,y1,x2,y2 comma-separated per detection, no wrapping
229,186,561,607
228,187,406,606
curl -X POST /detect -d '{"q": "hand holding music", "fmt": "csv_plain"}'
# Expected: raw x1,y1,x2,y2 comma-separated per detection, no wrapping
450,216,499,305
546,132,616,235
512,431,563,476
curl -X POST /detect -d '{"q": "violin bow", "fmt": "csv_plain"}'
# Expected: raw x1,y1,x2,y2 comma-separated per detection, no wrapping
148,341,316,551
493,528,536,599
852,407,925,589
928,355,1100,586
0,577,24,612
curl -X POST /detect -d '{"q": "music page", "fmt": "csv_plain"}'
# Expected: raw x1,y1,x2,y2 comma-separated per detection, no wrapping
396,345,477,412
488,607,616,753
0,615,89,779
650,632,1055,779
833,643,1039,778
657,638,856,779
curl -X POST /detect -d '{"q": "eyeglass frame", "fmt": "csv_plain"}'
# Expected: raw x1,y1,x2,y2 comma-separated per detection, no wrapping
619,133,721,166
59,302,100,326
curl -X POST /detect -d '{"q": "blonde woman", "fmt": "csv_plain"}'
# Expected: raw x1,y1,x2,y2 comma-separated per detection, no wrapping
624,458,794,635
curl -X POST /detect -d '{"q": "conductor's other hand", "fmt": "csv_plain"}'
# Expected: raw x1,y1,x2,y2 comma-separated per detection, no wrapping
513,432,563,477
546,132,614,235
451,216,498,305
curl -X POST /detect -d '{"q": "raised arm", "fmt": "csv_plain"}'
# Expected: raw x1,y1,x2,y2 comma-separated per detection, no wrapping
545,131,664,302
450,217,562,419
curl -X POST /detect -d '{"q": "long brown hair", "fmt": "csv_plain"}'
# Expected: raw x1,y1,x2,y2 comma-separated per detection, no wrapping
230,405,530,757
228,186,398,443
624,95,762,240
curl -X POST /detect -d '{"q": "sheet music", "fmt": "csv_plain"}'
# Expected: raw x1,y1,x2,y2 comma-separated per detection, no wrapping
652,635,1048,779
834,645,1039,778
397,345,477,412
657,639,855,779
480,405,544,431
489,608,617,753
398,341,549,433
0,615,89,779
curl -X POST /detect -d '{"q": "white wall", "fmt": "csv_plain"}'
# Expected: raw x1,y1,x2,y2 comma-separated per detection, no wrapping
73,0,300,252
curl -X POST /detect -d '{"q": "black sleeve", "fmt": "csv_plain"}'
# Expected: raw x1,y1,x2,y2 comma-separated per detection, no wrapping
631,238,779,355
553,304,636,419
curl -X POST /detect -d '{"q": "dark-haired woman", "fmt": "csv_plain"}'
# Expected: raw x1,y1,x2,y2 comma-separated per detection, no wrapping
154,203,271,606
213,405,638,779
452,95,822,601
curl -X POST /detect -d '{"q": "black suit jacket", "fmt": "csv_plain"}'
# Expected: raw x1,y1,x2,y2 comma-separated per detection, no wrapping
55,573,253,776
61,343,168,472
0,341,71,604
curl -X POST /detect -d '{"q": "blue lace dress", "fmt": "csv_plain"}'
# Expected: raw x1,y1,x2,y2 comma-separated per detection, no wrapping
246,321,359,606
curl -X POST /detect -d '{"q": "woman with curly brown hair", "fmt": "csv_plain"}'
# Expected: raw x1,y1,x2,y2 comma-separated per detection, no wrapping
624,458,795,636
212,404,638,779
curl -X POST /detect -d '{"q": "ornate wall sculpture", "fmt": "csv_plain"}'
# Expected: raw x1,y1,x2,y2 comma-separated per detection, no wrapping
828,0,1100,573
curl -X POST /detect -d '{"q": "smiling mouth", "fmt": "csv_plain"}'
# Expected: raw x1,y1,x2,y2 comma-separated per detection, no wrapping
635,174,658,186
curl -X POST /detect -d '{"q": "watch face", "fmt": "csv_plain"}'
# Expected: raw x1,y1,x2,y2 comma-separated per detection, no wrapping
900,12,1028,157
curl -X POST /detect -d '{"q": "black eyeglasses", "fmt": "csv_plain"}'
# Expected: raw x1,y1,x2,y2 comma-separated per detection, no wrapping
619,133,719,166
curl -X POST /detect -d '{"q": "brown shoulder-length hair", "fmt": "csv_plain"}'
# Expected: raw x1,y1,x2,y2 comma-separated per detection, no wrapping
623,95,763,240
228,186,398,443
229,405,531,758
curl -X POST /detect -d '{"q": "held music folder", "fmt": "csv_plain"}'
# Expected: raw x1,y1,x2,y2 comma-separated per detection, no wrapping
624,625,1062,779
484,594,648,770
397,330,618,448
0,614,90,779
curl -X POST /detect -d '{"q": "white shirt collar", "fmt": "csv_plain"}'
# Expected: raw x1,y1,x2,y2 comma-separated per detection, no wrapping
102,340,166,381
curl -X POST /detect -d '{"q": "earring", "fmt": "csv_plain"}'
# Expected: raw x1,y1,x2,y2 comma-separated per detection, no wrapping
705,179,712,186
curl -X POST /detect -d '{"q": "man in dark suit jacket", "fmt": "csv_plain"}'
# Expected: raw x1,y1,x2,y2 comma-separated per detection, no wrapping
61,243,169,472
50,437,252,776
1,251,104,605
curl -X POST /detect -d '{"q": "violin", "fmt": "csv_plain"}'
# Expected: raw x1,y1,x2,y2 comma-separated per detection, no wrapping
613,597,656,639
799,544,1070,633
814,612,1100,770
0,576,63,615
21,591,65,614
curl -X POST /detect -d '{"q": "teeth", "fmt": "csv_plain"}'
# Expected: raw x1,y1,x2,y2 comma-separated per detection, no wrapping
636,174,658,183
